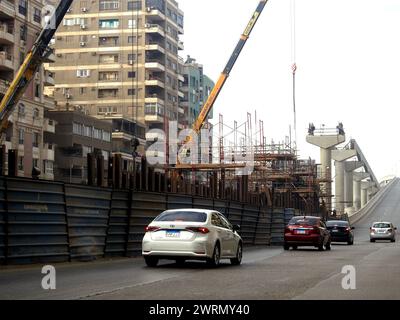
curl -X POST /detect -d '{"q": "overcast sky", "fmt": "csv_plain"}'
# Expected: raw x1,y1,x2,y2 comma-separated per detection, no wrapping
178,0,400,181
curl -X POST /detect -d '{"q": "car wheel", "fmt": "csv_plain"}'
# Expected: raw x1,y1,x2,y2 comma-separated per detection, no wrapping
292,245,298,250
144,256,159,267
231,242,243,265
348,240,354,245
318,242,324,251
370,239,375,243
325,240,331,251
391,239,396,243
283,243,290,250
207,243,220,267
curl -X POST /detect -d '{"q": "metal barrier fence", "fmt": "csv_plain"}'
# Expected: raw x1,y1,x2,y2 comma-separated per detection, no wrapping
0,176,301,265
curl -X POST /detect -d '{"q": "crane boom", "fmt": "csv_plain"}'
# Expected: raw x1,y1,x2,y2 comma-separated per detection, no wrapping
0,0,74,134
192,0,268,133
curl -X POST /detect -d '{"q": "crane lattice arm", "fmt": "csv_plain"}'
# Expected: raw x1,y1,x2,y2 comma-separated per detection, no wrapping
0,0,74,134
192,0,268,134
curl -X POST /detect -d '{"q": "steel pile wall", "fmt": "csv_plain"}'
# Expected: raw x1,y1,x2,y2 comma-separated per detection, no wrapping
0,176,296,265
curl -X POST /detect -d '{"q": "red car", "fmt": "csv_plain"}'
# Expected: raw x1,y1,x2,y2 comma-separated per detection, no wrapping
284,216,331,251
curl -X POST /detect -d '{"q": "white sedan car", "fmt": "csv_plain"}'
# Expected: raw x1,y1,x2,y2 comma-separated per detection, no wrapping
142,209,243,267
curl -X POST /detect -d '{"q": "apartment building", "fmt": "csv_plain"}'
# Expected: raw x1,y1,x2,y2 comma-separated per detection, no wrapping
0,0,56,180
48,0,185,166
180,55,214,128
46,109,112,184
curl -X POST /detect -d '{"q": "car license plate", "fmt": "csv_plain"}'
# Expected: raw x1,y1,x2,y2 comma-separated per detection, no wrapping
166,230,180,238
332,230,339,233
378,230,386,233
296,229,306,234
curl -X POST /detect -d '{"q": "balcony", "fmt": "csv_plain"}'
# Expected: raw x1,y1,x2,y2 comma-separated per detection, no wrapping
145,24,165,37
145,102,164,123
145,131,165,142
0,25,14,45
177,90,184,98
145,96,165,105
43,118,55,133
41,144,55,161
178,40,184,50
145,8,166,21
43,49,56,63
145,75,165,88
178,106,184,114
145,43,165,54
0,78,9,96
177,74,184,82
44,71,55,86
145,61,165,72
0,0,15,18
0,51,13,71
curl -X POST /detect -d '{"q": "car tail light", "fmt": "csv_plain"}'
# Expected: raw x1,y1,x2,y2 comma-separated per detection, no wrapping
387,229,393,233
145,226,160,232
186,227,209,234
345,227,351,232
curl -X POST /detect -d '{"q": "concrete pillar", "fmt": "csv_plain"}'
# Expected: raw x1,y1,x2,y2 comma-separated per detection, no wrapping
344,171,353,209
353,172,369,210
361,188,368,208
344,161,363,210
331,149,357,215
307,133,345,212
334,160,345,213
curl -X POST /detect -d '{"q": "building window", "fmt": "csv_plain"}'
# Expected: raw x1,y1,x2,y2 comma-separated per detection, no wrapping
128,19,138,29
128,88,135,96
127,1,142,11
99,19,119,29
128,71,136,78
99,36,119,46
33,158,39,168
93,128,101,140
79,87,86,95
18,156,24,171
73,122,83,135
18,104,25,117
128,36,136,44
18,0,27,16
33,132,39,148
33,108,40,118
43,160,54,174
33,8,41,23
99,54,119,64
82,145,93,157
128,53,136,62
35,84,41,98
99,71,119,81
20,25,27,41
98,89,118,98
83,125,92,137
76,69,90,78
18,129,24,145
102,131,111,142
100,0,120,10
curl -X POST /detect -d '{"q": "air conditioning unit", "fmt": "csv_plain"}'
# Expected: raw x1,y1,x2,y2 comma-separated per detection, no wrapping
80,42,86,47
56,53,62,57
67,8,72,13
145,23,151,28
81,7,88,12
80,24,87,29
146,7,152,12
128,60,134,65
65,94,72,99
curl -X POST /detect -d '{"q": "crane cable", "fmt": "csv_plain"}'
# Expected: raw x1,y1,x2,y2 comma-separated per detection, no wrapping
290,0,297,155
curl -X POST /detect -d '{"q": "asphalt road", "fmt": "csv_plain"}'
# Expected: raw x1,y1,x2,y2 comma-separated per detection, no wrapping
1,179,399,300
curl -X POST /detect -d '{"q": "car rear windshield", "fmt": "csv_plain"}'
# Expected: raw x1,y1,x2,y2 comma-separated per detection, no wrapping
154,211,207,222
326,221,349,227
288,217,319,226
373,223,391,228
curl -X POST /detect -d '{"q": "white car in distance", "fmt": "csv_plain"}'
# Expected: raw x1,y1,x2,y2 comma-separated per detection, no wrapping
142,209,243,267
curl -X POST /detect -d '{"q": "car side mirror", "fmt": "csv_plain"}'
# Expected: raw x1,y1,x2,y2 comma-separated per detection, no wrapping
351,227,355,230
233,224,241,232
395,227,397,230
